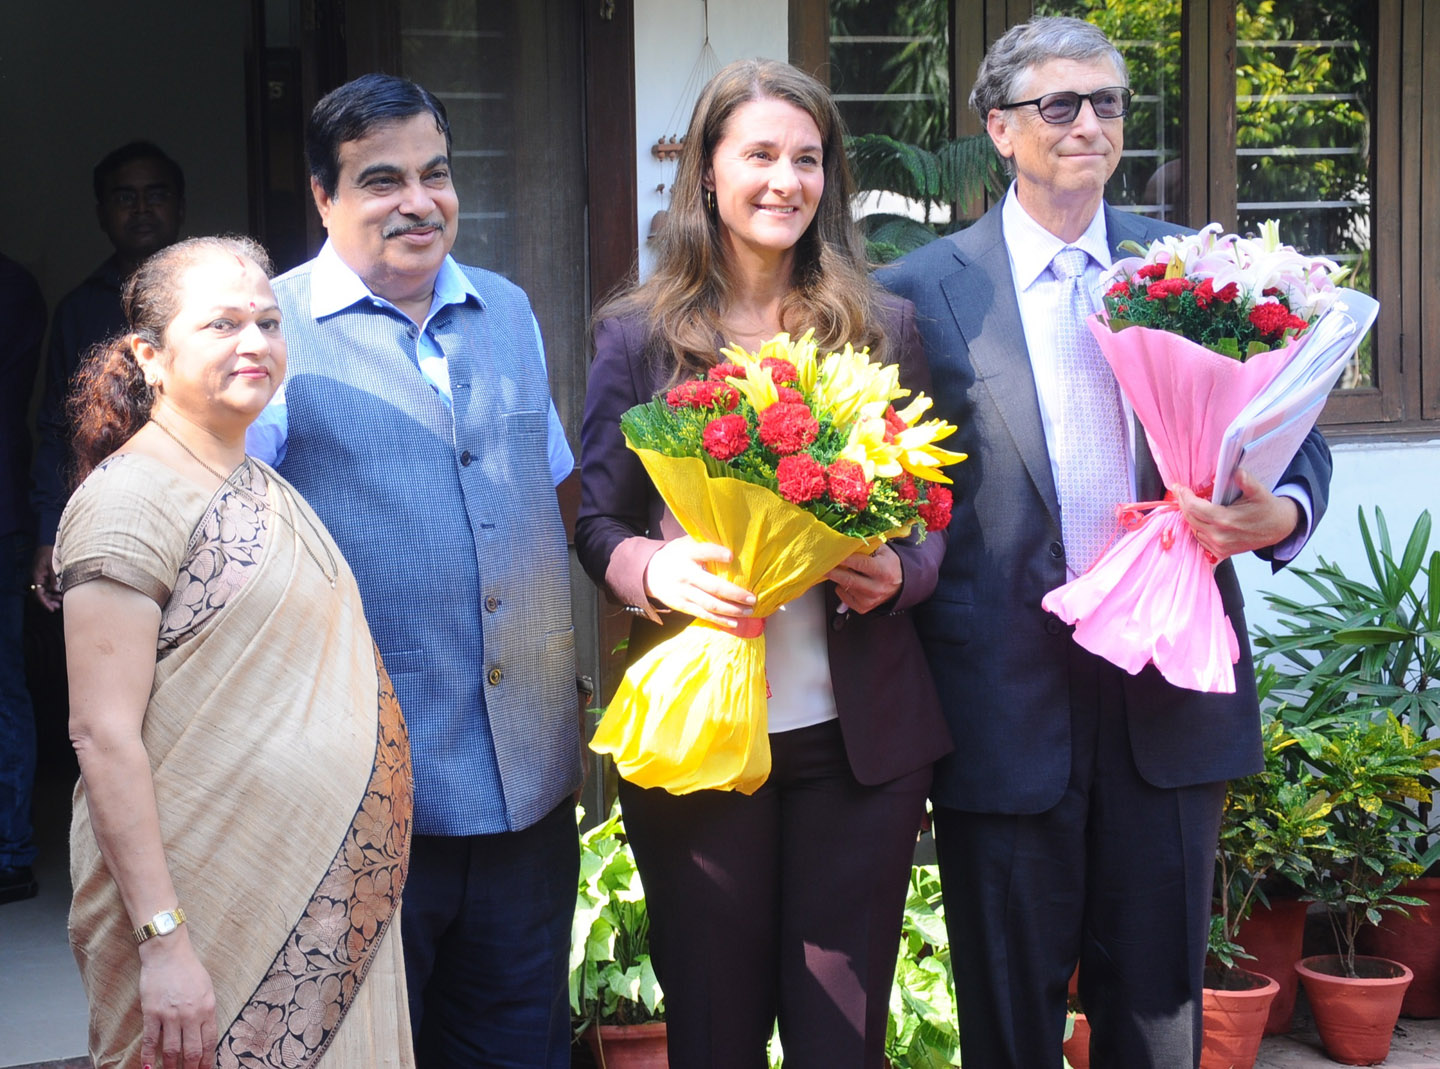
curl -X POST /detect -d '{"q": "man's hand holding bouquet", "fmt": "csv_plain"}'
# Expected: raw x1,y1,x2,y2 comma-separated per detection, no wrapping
1042,221,1376,693
590,331,964,794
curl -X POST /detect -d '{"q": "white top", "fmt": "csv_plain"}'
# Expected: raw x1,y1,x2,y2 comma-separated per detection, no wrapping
764,586,838,734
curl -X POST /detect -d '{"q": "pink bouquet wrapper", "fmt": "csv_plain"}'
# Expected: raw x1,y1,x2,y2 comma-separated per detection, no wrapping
1040,319,1303,693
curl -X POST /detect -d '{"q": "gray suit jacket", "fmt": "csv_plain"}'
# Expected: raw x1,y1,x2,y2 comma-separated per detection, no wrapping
877,202,1332,813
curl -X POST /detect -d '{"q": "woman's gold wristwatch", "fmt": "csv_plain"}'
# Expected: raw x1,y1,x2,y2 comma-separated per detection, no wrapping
132,907,186,945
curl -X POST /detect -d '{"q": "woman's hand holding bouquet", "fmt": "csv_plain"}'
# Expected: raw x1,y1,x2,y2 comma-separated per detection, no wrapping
590,330,964,794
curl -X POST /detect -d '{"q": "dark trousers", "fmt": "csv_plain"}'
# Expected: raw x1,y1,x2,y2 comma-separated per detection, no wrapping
400,798,579,1068
0,532,36,869
933,643,1224,1069
619,719,930,1069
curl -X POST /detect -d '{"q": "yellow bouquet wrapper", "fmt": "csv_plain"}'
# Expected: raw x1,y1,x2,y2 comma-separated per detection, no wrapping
590,445,904,794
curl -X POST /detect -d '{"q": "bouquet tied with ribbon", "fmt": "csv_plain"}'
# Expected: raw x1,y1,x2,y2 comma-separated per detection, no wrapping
1042,221,1377,693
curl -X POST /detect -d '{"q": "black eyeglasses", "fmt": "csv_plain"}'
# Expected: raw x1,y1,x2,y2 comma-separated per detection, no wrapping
999,86,1132,125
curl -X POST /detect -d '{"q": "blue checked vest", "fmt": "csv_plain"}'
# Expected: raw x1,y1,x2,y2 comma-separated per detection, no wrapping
272,261,580,835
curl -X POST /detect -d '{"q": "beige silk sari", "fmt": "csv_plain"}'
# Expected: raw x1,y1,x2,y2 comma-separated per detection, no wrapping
56,453,414,1068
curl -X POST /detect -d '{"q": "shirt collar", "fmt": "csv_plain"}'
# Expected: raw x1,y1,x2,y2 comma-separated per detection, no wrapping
309,240,482,322
1001,183,1112,292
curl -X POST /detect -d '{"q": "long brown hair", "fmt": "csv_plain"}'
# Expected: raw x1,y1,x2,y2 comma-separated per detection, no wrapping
67,235,274,486
599,59,884,382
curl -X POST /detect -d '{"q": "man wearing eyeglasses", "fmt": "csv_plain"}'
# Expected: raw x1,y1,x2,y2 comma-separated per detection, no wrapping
30,142,186,609
878,16,1331,1068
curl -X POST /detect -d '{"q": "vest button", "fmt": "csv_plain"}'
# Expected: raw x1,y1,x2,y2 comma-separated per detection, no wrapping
830,613,846,632
460,450,473,466
1045,618,1063,635
484,596,499,613
1049,541,1064,558
487,667,503,685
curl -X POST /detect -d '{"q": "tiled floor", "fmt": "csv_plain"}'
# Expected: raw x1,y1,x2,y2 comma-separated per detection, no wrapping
1,768,89,1068
4,762,1439,1068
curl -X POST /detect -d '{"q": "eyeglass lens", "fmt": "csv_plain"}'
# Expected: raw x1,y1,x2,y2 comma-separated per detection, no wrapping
1039,88,1130,123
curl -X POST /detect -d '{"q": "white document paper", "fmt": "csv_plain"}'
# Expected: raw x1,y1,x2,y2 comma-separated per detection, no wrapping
1212,289,1380,504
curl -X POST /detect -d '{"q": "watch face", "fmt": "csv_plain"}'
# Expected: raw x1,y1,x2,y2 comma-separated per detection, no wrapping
154,912,177,935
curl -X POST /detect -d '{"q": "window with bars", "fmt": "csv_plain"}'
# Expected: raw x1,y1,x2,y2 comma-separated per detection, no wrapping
798,0,1435,432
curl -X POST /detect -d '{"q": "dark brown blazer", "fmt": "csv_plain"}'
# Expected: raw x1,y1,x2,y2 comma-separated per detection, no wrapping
574,297,954,786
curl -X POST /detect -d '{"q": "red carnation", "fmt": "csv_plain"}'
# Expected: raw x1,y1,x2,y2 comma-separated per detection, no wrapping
917,485,953,532
894,471,918,502
1194,278,1241,308
1135,262,1168,281
776,454,827,503
665,381,700,408
695,380,740,410
776,385,806,404
1106,278,1133,299
1249,301,1306,339
826,459,871,511
882,405,908,437
702,413,751,461
760,357,799,384
1145,277,1194,300
708,363,747,381
757,402,820,455
1263,286,1282,297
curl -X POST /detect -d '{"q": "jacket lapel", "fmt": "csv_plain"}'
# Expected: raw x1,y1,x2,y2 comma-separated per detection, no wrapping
939,205,1061,528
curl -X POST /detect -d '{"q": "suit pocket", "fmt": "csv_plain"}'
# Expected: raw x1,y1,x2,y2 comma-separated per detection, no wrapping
918,595,972,646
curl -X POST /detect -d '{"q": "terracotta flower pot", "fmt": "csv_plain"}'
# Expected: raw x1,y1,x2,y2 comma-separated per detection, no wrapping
583,1021,668,1068
1200,968,1280,1069
1063,1011,1091,1069
1294,954,1413,1065
1234,896,1310,1033
1355,876,1440,1018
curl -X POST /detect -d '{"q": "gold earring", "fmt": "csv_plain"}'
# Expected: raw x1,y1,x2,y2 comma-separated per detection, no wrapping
704,188,716,215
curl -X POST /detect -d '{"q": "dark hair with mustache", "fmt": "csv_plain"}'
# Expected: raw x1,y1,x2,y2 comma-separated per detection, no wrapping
68,236,275,485
307,74,452,199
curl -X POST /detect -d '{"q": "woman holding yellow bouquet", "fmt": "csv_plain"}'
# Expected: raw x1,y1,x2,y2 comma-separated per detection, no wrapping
576,59,953,1068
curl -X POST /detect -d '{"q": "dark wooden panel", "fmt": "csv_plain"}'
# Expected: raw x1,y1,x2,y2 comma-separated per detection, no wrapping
1419,0,1440,419
789,0,831,84
583,0,638,309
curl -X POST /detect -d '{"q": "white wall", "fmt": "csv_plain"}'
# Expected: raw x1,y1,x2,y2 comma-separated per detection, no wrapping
1235,439,1440,638
632,0,788,278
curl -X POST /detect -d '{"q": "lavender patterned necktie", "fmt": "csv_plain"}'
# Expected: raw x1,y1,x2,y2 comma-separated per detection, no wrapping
1051,246,1130,575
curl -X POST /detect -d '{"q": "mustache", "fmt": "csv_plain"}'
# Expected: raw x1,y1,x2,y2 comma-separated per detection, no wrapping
383,219,447,239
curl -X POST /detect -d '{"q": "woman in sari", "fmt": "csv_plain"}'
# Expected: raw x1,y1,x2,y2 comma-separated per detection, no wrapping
56,235,413,1069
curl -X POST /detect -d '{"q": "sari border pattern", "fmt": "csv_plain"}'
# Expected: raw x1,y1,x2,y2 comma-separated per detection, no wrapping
217,650,413,1068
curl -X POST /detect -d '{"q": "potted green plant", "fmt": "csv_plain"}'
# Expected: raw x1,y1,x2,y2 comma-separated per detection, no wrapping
846,132,1007,263
885,863,960,1068
570,803,666,1067
1205,704,1330,1062
1290,713,1439,1065
1259,506,1440,1014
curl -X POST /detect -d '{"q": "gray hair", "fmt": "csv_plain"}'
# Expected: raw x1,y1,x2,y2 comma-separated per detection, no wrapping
968,16,1128,122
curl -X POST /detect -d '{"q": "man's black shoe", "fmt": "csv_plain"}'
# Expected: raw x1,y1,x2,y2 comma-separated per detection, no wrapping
0,864,38,904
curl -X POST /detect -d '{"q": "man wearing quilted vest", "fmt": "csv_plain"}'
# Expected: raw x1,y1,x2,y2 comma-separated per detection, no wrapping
247,73,581,1067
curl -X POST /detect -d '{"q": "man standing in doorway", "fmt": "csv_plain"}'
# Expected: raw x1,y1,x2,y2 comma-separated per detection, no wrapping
247,74,581,1067
30,142,185,608
879,16,1331,1068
